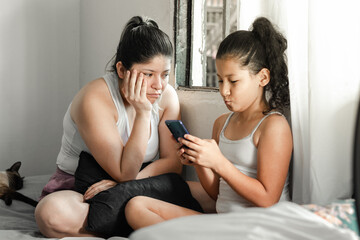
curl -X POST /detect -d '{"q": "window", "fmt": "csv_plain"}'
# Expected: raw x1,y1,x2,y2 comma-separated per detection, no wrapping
174,0,239,89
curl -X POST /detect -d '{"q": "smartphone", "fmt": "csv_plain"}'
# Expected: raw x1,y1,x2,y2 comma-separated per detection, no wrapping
165,120,189,143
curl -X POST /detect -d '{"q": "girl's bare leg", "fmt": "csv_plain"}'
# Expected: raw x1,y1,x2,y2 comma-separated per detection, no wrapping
35,190,96,238
125,196,202,230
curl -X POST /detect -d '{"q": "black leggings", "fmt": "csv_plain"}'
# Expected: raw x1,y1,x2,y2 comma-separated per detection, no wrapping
74,151,203,238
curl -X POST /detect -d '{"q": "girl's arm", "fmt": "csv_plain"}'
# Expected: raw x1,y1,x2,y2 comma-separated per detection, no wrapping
193,166,219,200
136,85,182,179
215,115,292,207
180,114,229,200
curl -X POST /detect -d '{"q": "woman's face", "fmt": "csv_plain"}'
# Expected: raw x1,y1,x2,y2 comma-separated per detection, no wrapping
129,55,171,104
216,57,264,112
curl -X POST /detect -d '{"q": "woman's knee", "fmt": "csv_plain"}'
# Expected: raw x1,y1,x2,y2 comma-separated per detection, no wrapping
35,193,67,237
35,190,89,238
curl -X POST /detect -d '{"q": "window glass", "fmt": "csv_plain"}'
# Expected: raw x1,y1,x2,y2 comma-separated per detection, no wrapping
205,0,238,87
174,0,239,88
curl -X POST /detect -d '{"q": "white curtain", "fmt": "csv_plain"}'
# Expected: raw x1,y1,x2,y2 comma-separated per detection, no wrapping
238,0,360,204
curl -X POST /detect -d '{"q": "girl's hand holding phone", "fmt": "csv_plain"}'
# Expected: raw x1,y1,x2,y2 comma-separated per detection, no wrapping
178,134,225,172
122,70,152,114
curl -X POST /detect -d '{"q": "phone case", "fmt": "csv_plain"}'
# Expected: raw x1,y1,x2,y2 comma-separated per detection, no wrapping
165,120,189,142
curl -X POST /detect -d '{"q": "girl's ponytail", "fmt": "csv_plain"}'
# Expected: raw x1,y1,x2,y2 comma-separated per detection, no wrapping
251,17,289,113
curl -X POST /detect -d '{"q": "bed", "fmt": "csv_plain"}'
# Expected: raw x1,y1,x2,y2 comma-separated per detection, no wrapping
1,101,360,240
0,175,358,240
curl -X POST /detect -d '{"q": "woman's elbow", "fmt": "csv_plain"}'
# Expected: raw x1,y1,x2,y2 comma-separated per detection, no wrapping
175,163,183,175
167,158,183,175
112,170,138,183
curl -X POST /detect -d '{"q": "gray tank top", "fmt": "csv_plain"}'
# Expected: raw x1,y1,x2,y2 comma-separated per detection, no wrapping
216,111,290,213
56,72,160,175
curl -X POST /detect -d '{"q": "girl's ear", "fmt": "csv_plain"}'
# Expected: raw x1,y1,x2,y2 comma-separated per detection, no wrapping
116,61,126,79
258,68,270,87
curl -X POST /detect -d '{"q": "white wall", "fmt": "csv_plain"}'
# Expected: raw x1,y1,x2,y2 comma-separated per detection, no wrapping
0,0,80,176
79,0,175,86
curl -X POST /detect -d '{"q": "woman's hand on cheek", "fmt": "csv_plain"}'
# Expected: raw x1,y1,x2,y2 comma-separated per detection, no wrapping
179,134,225,171
122,70,152,114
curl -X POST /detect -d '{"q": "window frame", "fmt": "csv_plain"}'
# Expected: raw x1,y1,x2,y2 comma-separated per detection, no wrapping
174,0,235,90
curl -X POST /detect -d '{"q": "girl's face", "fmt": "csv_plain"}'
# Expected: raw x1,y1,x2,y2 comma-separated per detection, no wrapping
120,55,171,104
216,57,267,112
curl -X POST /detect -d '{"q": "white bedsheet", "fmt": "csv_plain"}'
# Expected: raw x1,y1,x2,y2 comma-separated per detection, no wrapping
129,201,358,240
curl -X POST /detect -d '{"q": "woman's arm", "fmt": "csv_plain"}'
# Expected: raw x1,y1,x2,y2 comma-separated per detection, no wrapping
136,85,183,179
72,72,153,183
215,115,293,207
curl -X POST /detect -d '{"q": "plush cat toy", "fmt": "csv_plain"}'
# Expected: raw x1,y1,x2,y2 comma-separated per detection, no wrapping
0,162,38,207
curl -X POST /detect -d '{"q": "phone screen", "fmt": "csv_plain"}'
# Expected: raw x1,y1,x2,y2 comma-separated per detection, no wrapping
165,120,189,142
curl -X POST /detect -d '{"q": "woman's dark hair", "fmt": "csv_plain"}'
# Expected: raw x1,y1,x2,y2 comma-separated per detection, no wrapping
216,17,289,113
110,16,173,72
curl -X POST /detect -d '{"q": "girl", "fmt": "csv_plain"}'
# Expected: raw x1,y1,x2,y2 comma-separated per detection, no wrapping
35,16,183,237
125,16,293,229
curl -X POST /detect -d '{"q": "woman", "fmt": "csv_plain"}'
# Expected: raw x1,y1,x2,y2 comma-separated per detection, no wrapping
35,16,182,238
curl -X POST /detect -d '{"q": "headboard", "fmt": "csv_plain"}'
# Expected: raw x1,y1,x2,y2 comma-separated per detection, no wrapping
354,99,360,229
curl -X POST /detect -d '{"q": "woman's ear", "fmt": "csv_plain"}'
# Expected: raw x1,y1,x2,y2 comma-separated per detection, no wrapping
258,68,270,87
116,61,126,79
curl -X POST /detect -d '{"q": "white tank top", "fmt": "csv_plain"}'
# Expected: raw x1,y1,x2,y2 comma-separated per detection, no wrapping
216,112,290,213
56,72,160,175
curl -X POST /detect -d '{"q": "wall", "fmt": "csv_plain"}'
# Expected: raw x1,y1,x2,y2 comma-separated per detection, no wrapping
79,0,175,86
0,0,80,176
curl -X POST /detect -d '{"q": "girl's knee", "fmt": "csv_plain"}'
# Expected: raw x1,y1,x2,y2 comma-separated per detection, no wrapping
126,196,149,214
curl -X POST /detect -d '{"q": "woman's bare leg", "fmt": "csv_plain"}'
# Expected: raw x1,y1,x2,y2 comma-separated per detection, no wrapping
35,190,96,238
125,196,201,230
187,181,216,213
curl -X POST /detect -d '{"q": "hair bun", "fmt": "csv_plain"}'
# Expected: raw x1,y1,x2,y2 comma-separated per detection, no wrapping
132,16,159,29
251,17,271,39
251,17,287,53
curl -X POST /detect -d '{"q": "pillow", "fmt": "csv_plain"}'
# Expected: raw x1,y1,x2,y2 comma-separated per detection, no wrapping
75,151,203,238
302,199,359,235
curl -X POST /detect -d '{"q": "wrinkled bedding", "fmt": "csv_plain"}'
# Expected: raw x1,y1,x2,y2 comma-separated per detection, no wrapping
130,201,358,240
1,175,358,240
0,174,50,239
